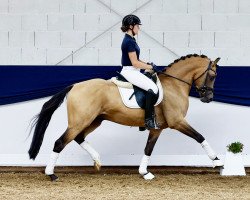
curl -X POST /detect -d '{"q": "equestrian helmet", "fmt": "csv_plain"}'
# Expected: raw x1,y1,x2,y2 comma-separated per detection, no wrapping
122,14,142,27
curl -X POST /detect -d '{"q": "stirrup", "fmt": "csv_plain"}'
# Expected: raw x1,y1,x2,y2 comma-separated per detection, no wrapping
145,118,156,129
139,127,146,131
153,116,160,129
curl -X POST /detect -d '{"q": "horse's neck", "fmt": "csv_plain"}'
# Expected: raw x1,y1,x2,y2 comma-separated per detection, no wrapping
166,62,197,84
160,61,198,96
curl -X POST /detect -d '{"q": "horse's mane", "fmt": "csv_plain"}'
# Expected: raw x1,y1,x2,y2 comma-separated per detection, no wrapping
163,54,209,71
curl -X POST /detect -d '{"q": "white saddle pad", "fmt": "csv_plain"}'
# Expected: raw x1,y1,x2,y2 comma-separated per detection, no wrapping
111,76,164,109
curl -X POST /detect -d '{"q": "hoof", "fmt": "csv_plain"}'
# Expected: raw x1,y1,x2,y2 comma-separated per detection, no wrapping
213,159,224,168
94,160,101,171
48,174,59,182
142,172,155,180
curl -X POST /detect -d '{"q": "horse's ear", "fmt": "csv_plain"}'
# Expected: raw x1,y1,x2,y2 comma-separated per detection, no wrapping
214,57,221,65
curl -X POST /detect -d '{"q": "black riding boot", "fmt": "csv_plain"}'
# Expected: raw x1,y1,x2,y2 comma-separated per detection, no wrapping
145,89,157,129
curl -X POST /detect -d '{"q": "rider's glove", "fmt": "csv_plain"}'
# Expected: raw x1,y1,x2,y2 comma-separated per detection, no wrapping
148,62,162,73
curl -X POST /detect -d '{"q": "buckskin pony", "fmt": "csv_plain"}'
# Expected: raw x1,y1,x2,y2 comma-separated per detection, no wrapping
29,54,222,181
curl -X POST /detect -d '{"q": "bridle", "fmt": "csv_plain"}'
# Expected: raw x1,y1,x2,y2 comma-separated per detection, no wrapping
193,61,217,95
159,60,217,95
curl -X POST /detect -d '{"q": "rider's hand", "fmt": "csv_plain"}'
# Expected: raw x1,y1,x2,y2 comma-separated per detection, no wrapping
149,62,162,73
145,69,154,73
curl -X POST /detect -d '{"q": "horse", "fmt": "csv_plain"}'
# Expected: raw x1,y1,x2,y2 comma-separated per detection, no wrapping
28,54,223,181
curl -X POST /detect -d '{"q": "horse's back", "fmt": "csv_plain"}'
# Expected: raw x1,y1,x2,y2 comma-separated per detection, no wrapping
67,78,118,108
75,78,109,87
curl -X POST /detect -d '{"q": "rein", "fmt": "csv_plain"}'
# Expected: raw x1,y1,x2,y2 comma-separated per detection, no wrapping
158,61,215,91
159,72,192,87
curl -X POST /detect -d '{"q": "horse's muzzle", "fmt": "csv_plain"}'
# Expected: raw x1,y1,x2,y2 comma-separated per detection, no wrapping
200,93,213,103
201,97,213,103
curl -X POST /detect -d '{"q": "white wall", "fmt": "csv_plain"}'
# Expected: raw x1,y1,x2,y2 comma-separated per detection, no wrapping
0,0,250,65
1,97,250,167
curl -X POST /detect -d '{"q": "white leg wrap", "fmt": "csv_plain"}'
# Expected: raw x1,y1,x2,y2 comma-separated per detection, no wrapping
139,155,150,175
80,141,100,161
45,152,59,175
143,172,155,180
201,140,217,160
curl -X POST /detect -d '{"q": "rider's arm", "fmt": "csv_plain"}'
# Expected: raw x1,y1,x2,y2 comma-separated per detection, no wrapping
128,52,152,70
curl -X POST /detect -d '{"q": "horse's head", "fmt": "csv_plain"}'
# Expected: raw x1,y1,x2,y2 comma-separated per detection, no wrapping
193,57,220,103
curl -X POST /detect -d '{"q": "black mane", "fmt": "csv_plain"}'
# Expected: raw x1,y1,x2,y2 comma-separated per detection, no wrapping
163,54,209,71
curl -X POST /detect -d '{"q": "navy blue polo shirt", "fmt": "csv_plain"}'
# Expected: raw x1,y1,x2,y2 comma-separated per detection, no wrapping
121,34,140,66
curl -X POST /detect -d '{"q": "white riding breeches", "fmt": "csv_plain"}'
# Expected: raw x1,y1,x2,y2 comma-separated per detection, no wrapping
120,67,158,94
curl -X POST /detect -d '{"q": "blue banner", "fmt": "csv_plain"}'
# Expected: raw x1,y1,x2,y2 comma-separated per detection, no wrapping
0,65,121,105
0,65,249,106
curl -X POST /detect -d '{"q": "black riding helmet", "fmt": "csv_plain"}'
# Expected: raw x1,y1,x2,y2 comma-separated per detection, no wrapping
122,14,142,27
121,15,141,35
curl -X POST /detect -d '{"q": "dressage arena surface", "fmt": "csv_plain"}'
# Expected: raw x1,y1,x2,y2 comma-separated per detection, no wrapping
0,167,249,200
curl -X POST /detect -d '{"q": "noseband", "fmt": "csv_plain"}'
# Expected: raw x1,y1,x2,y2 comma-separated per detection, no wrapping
159,61,216,95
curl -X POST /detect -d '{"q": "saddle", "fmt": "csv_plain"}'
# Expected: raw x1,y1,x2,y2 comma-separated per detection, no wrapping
111,72,163,109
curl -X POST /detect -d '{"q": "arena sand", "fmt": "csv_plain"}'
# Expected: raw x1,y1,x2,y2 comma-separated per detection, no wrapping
0,168,249,200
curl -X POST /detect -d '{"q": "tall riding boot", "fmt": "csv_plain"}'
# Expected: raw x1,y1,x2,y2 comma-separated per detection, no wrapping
145,89,157,129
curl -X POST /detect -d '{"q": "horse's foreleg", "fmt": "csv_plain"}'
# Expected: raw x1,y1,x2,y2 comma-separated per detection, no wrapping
139,129,162,180
74,118,103,171
170,119,223,168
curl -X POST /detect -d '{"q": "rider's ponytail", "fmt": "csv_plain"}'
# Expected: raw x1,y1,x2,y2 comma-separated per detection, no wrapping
121,25,129,32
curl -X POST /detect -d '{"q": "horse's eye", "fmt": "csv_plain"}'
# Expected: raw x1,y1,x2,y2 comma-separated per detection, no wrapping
210,76,215,81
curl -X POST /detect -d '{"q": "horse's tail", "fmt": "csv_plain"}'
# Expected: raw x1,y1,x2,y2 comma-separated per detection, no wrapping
28,85,73,160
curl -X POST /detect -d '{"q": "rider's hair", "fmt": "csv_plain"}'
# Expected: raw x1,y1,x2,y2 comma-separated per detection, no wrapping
121,25,130,32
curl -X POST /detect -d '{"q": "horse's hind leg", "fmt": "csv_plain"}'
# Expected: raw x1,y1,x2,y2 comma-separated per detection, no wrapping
74,118,103,171
45,116,97,181
44,129,67,181
45,126,85,181
45,118,102,181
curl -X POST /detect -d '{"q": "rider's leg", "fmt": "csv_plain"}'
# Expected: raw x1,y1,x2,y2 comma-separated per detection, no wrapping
120,69,158,129
120,68,158,93
145,89,158,129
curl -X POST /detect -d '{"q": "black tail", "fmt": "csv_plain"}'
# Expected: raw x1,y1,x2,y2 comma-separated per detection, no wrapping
28,85,73,160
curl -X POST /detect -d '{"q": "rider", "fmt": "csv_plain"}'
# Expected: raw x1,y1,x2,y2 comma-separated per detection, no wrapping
120,14,162,129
